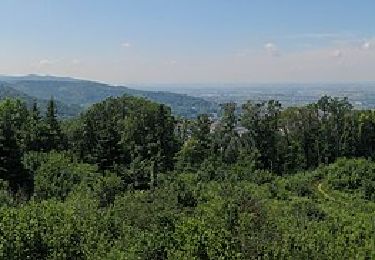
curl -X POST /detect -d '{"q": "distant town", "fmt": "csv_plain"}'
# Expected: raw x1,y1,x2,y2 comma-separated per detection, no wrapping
133,83,375,110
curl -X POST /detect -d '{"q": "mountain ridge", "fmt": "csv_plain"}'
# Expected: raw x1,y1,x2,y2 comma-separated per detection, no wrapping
0,75,218,118
0,82,82,117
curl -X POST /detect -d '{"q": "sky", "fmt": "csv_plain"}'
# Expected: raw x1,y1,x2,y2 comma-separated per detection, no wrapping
1,0,375,84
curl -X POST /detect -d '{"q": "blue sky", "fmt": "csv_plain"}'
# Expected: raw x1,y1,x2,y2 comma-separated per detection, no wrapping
1,0,375,83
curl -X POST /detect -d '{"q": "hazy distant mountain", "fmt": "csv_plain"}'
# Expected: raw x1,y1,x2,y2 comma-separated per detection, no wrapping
0,82,82,117
0,74,77,82
0,75,217,118
0,82,35,101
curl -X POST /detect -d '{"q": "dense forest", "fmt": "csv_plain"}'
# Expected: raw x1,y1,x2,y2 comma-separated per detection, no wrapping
0,76,218,118
0,83,82,118
1,94,375,259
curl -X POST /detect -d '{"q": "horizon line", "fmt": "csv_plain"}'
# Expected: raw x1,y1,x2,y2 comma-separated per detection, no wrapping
2,73,375,87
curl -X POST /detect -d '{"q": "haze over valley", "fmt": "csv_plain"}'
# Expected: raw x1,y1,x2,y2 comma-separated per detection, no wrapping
1,1,375,259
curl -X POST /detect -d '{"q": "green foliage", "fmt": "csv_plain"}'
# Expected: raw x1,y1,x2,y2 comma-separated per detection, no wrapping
123,158,155,190
0,196,116,259
0,82,81,118
42,98,66,151
318,158,375,201
241,100,282,172
61,95,180,193
1,95,375,259
91,172,124,207
4,78,218,118
175,137,207,172
0,99,30,191
0,179,13,206
74,95,178,175
34,151,99,200
176,114,212,172
292,198,326,221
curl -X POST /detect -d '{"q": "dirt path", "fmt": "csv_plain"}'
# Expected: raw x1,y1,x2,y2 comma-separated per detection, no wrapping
317,183,334,201
317,182,348,205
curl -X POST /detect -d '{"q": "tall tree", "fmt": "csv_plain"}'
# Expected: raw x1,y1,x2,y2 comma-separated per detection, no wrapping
212,103,240,164
175,114,212,171
24,102,43,151
242,100,282,172
0,110,27,191
43,98,64,151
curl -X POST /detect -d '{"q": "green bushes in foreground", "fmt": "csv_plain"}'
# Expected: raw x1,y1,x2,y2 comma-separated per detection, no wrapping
0,157,374,259
1,96,375,259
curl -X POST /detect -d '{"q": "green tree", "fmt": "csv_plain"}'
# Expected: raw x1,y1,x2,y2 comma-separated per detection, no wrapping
34,151,99,200
74,96,178,189
24,102,44,151
0,99,29,191
241,100,282,172
42,98,65,151
211,103,240,164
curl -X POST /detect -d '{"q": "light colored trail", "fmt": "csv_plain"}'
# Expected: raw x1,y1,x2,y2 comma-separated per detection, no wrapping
317,182,348,205
317,183,334,201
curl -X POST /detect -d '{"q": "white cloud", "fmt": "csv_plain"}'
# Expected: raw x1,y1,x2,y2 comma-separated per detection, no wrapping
331,49,343,58
39,59,54,65
10,38,375,84
121,42,131,48
362,41,371,50
264,42,280,56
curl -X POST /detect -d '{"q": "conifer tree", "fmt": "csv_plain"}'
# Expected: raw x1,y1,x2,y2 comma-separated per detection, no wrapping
25,101,43,151
0,111,27,191
43,98,64,151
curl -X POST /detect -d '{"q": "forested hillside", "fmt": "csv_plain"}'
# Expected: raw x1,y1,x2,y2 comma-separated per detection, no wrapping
0,75,218,118
0,83,81,117
0,95,375,259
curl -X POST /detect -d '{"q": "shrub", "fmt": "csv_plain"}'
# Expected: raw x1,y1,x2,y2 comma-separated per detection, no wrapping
34,151,99,200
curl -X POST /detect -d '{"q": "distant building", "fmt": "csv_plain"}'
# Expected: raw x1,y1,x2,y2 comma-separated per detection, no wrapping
234,126,249,136
209,121,249,136
210,121,220,133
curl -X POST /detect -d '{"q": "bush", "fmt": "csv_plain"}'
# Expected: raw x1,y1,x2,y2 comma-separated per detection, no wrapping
318,158,375,201
0,197,116,259
91,172,124,207
292,199,326,221
0,179,13,206
34,151,99,200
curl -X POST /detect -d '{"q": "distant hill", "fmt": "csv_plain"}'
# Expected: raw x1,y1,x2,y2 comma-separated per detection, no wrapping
0,74,77,82
0,75,218,118
0,82,82,118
